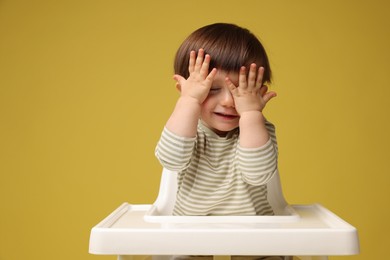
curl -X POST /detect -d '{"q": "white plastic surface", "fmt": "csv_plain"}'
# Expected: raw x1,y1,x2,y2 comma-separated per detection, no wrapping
89,203,359,256
89,168,359,257
145,204,299,225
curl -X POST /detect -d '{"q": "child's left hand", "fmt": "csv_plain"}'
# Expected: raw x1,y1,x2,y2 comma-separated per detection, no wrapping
225,64,276,115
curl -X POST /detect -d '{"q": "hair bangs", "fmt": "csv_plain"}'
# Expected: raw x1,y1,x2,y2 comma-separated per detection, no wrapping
174,23,272,84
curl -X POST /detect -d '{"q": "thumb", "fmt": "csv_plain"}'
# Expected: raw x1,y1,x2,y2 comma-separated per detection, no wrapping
263,91,277,104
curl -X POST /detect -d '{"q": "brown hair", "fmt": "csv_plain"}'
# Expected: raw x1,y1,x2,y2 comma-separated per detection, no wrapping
174,23,272,84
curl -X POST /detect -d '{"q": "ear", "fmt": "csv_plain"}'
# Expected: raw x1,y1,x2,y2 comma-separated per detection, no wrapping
175,83,181,92
173,74,184,93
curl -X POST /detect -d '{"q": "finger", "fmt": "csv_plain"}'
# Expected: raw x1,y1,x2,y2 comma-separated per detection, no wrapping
199,54,211,78
259,85,268,97
247,63,257,89
194,48,205,72
256,67,265,88
204,68,217,85
263,91,277,104
188,50,196,73
239,66,247,89
225,77,238,94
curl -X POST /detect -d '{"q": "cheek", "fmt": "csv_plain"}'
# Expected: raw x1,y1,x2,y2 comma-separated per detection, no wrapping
201,96,212,110
200,97,216,117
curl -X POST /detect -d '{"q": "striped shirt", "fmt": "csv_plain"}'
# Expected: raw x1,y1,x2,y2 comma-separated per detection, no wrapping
155,120,278,216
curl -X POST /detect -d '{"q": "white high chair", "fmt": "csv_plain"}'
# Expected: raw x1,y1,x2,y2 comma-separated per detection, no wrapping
151,168,291,218
89,168,359,260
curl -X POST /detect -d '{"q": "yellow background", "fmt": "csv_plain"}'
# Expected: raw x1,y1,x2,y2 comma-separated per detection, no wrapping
1,0,389,259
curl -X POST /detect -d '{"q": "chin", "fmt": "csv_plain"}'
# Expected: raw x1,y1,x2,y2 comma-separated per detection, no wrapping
213,124,238,134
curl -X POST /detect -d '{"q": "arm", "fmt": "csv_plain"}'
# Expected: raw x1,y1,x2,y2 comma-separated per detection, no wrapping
226,64,276,148
226,64,278,185
166,49,217,137
155,49,217,170
237,121,278,186
155,127,196,171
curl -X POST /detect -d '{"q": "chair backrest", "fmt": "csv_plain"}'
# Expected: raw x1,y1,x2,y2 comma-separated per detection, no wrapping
153,168,289,216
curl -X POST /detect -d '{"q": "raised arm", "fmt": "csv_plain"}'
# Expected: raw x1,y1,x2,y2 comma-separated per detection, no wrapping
166,49,217,137
226,64,278,185
225,64,276,148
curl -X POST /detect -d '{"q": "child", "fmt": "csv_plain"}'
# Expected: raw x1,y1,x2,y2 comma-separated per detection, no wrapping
155,23,278,217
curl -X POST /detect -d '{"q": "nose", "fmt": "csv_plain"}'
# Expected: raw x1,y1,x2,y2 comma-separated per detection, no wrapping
220,88,235,107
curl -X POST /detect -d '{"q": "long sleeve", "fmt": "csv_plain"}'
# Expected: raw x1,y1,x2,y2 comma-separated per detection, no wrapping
155,127,196,171
156,121,278,216
237,121,278,186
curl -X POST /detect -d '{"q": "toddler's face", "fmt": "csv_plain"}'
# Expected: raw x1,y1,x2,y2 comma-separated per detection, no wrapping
200,70,239,136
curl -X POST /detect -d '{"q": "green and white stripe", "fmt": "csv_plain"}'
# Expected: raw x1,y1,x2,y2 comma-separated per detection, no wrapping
155,121,278,216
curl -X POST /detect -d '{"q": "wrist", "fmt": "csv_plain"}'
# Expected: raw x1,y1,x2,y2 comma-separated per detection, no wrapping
166,96,202,138
178,95,203,106
238,111,270,148
235,103,263,116
239,110,265,121
239,110,266,127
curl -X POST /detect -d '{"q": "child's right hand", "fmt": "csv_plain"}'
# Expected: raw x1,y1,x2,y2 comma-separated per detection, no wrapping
173,49,217,105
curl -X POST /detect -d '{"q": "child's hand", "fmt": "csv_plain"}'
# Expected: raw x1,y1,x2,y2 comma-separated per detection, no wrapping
173,49,217,104
225,64,276,115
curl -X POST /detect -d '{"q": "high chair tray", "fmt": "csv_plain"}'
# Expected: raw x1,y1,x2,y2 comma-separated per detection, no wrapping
89,203,359,256
144,204,300,224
